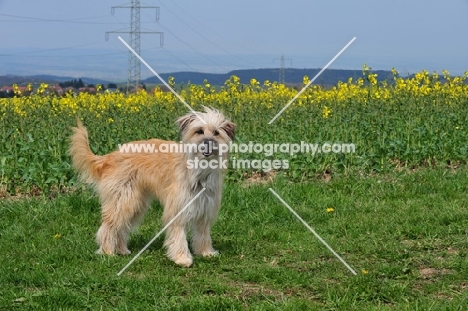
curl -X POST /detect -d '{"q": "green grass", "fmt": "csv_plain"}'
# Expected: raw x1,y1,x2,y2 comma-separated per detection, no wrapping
1,168,467,310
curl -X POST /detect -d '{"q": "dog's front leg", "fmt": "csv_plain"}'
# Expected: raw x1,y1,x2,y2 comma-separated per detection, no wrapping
191,216,218,257
163,219,193,267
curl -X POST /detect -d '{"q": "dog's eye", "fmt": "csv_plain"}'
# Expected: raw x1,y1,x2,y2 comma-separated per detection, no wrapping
195,129,204,135
213,130,219,136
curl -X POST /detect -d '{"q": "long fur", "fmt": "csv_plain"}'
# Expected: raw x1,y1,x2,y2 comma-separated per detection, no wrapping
69,108,235,267
69,119,105,185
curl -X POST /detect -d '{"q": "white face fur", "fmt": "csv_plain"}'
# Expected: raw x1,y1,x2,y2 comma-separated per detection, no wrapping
177,109,235,159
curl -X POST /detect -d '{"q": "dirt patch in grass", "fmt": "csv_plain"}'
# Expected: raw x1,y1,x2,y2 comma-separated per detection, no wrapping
0,184,7,198
222,277,320,305
237,282,284,298
242,171,277,186
0,185,81,200
446,247,460,255
418,267,454,279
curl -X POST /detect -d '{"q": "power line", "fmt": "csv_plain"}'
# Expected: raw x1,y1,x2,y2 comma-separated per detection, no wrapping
155,21,228,72
153,3,257,69
0,41,103,57
159,47,197,71
0,13,119,24
167,1,263,55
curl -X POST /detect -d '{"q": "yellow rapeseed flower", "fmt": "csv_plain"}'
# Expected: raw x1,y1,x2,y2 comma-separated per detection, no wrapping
368,74,378,86
250,78,259,86
168,76,175,88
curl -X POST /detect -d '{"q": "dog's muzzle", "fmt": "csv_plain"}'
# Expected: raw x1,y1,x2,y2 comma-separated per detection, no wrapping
201,139,215,157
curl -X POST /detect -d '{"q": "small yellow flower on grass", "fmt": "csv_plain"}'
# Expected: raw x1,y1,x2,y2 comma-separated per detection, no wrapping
326,207,334,213
361,269,369,274
53,234,61,239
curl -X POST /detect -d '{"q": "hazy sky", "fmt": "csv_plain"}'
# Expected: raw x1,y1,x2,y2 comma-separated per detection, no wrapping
0,0,467,80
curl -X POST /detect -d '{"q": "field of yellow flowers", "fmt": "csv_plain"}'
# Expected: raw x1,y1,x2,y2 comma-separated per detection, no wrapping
1,66,468,195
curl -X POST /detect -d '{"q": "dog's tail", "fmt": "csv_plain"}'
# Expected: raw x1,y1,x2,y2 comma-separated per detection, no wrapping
69,119,104,185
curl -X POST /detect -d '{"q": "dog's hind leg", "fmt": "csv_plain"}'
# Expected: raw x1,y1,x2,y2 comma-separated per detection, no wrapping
96,203,132,255
96,186,145,256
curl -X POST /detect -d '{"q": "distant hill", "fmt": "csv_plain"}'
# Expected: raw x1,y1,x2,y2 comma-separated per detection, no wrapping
0,68,395,88
0,74,111,87
143,68,394,86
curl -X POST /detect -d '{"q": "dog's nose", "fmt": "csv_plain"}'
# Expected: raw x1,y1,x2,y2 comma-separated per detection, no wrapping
201,139,215,157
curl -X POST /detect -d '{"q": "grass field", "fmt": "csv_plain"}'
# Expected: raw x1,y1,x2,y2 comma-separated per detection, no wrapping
1,168,467,310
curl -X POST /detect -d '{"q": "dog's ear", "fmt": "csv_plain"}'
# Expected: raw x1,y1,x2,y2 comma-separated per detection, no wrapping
176,113,197,134
222,121,236,140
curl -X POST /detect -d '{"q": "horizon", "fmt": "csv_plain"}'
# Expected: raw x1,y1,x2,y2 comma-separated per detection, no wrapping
0,67,433,87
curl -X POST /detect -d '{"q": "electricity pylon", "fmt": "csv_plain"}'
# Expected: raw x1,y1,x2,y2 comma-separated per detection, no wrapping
274,54,292,84
106,0,163,92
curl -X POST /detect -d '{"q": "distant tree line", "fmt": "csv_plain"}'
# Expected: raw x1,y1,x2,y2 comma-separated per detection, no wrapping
59,79,85,89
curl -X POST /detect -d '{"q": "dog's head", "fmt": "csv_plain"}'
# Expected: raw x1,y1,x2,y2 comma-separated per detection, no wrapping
176,107,235,158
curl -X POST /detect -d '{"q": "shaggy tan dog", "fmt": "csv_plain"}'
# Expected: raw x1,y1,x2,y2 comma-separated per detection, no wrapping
69,108,235,267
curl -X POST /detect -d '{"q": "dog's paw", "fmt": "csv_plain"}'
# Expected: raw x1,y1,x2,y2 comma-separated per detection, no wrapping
199,249,219,257
117,248,131,255
96,248,115,256
174,256,193,267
